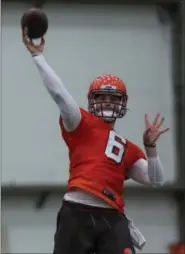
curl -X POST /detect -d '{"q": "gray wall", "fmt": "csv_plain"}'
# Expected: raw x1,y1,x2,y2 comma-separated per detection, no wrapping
2,3,176,186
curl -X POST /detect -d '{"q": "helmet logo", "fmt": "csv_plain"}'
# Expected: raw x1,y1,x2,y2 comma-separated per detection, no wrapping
100,84,116,90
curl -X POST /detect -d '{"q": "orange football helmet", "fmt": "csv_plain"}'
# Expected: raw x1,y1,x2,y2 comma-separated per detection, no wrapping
88,74,128,122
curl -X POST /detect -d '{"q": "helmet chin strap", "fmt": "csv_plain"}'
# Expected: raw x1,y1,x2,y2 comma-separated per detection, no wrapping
96,110,117,123
103,118,116,124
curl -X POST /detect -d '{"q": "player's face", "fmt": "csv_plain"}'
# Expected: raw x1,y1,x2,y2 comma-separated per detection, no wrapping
92,92,127,122
95,93,121,110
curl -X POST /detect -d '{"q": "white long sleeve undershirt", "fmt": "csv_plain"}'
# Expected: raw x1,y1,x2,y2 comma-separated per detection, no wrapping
33,54,81,132
32,54,164,186
128,156,164,186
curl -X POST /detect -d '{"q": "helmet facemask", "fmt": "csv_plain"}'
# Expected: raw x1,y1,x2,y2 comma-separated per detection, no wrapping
88,89,128,122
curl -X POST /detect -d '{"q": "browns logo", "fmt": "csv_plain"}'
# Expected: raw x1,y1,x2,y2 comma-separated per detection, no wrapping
123,247,132,254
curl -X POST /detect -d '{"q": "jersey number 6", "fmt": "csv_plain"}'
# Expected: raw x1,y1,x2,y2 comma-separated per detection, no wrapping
105,130,126,163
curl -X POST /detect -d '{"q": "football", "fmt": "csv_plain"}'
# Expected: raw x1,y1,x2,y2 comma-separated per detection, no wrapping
21,7,48,39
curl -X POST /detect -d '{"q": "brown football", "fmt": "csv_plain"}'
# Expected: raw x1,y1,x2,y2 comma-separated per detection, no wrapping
21,8,48,39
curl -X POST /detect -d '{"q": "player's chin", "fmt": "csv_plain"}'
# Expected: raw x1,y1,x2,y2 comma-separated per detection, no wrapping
95,110,117,122
103,117,116,123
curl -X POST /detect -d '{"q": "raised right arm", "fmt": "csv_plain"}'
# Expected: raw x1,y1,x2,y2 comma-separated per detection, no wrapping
33,54,81,132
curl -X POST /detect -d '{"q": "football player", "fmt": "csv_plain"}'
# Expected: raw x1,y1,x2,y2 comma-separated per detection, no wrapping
22,30,169,254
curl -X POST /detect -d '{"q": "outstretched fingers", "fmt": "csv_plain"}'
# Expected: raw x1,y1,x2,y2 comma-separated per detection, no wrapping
144,113,151,129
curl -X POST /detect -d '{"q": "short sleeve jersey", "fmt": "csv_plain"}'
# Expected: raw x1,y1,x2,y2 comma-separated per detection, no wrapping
59,108,146,211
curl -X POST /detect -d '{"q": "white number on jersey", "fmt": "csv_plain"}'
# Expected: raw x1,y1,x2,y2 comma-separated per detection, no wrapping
105,130,127,163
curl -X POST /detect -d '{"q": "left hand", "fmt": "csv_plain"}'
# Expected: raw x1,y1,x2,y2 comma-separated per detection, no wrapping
143,113,169,146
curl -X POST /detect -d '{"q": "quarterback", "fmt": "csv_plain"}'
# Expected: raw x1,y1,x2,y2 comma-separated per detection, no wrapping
23,30,169,254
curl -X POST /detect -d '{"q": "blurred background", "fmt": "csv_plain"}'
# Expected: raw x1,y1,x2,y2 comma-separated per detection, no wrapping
1,0,185,253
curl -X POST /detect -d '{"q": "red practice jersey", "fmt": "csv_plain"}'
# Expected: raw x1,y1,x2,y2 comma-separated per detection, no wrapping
59,108,145,212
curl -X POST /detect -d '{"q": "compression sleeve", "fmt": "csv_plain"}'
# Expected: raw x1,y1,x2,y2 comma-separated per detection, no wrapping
33,54,81,132
127,156,164,186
